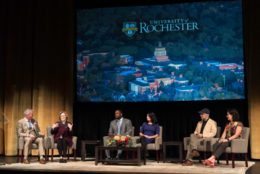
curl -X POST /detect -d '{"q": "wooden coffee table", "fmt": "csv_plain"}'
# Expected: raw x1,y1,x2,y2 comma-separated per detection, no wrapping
95,146,145,166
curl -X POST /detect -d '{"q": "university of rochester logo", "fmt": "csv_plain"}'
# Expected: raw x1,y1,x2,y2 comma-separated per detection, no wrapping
122,19,199,37
122,22,138,37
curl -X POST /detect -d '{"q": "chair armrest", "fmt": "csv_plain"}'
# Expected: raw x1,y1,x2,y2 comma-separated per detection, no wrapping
47,135,55,149
155,137,162,149
183,137,190,151
43,136,52,149
231,139,247,153
205,138,219,152
208,138,219,144
72,136,77,150
131,136,141,147
17,136,25,150
200,137,218,152
103,136,110,146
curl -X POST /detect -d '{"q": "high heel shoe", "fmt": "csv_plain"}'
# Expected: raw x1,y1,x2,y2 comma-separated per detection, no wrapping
207,160,215,167
202,159,215,167
202,160,208,165
208,160,215,167
202,159,210,165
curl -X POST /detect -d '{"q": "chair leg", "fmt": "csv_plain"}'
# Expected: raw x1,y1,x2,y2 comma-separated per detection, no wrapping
17,149,22,163
159,148,163,162
73,149,76,161
48,149,50,161
231,153,235,168
132,151,135,159
45,149,49,161
225,153,229,165
18,149,24,163
51,149,54,162
156,150,159,163
67,148,70,160
126,149,129,160
199,151,206,163
158,150,161,162
22,150,24,162
245,153,248,167
204,151,207,159
17,149,20,163
198,156,202,163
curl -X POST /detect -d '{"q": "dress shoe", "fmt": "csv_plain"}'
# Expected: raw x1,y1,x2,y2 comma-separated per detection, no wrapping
105,157,112,161
23,159,30,164
182,160,193,166
39,159,46,164
59,159,67,163
115,155,121,160
191,150,200,157
202,159,215,167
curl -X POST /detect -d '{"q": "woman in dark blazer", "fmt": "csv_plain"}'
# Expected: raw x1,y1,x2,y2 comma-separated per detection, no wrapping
51,111,73,163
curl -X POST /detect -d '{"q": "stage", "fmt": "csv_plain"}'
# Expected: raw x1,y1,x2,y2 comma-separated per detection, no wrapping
0,157,256,174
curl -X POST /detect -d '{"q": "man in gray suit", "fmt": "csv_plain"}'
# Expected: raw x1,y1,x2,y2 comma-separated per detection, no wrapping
105,110,132,159
17,109,46,164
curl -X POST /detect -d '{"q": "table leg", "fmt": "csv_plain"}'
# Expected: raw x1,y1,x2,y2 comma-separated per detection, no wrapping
81,142,86,161
179,144,183,162
141,147,146,165
45,149,48,161
137,147,141,166
95,146,98,165
100,148,103,164
163,144,166,163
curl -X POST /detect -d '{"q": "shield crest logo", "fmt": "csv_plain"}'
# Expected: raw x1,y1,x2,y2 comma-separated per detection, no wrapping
122,22,138,37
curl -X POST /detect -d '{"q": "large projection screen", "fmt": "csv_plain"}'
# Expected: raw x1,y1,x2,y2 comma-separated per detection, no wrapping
76,0,245,102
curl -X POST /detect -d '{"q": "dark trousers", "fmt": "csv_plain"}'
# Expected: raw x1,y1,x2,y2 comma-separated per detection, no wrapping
57,138,68,157
140,137,148,158
212,141,230,159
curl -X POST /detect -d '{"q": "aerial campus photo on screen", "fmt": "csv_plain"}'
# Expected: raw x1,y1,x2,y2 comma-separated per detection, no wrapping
76,0,245,102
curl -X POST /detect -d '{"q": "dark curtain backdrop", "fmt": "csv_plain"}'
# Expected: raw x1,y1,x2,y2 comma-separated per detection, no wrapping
0,0,74,155
1,0,260,159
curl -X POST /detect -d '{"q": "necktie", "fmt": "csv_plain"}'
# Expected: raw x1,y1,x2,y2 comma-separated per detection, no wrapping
28,121,33,129
117,120,121,135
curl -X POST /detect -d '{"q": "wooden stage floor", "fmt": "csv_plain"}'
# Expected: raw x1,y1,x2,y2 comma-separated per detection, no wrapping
0,157,256,174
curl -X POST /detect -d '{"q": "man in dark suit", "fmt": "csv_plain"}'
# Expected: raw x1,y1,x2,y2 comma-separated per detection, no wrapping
104,110,133,159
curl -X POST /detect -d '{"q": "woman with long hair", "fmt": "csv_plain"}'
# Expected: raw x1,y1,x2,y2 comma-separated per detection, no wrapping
203,109,243,167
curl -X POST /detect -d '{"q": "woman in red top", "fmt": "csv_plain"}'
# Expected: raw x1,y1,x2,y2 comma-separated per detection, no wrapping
203,108,243,167
51,111,73,163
